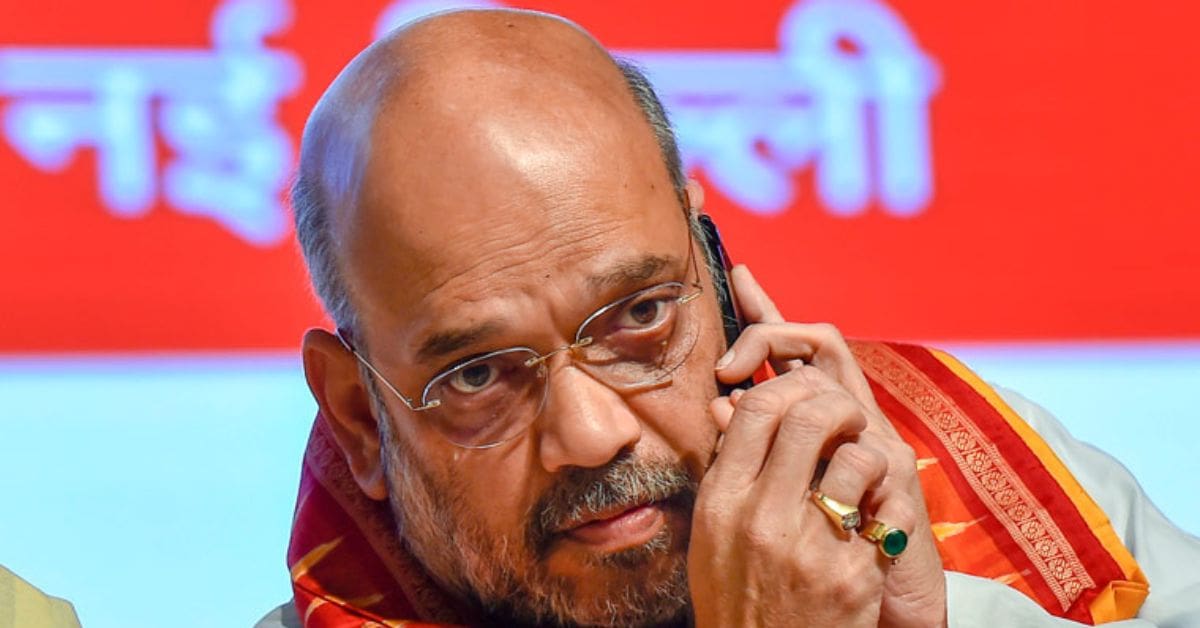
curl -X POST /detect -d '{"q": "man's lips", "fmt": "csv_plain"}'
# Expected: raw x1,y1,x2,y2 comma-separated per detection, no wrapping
560,501,666,550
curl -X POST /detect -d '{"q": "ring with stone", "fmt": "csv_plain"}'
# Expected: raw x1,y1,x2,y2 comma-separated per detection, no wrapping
809,491,862,532
861,520,909,558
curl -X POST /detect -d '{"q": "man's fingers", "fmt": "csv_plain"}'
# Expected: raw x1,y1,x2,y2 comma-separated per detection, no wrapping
715,322,812,381
757,390,871,497
860,492,919,569
704,377,799,488
714,319,889,437
706,367,864,490
854,431,920,499
716,321,856,382
730,264,785,324
709,395,735,433
810,440,888,514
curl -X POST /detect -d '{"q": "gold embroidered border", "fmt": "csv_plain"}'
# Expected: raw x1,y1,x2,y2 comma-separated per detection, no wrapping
853,344,1093,611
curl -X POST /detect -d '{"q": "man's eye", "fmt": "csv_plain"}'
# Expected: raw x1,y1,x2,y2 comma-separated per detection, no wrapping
448,363,498,393
619,298,668,328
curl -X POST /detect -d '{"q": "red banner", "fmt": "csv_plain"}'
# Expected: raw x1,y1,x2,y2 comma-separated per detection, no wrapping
3,0,1198,352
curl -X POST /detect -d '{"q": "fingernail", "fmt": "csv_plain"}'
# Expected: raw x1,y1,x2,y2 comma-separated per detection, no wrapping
715,348,735,370
729,388,745,404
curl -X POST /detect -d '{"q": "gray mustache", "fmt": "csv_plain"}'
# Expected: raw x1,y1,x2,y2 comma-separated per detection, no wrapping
529,452,697,554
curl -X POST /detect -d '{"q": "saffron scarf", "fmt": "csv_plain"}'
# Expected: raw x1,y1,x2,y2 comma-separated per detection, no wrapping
286,341,1148,626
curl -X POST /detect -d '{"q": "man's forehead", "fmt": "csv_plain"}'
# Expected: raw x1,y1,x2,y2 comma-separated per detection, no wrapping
411,250,687,366
352,195,690,352
314,8,687,353
348,173,680,292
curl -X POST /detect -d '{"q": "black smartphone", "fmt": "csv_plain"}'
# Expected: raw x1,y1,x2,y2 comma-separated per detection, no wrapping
696,215,753,394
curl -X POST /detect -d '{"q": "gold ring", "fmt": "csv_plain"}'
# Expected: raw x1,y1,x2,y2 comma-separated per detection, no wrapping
810,491,861,531
861,520,909,558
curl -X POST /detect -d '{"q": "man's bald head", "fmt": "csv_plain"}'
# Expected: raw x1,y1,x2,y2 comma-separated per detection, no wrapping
293,9,685,336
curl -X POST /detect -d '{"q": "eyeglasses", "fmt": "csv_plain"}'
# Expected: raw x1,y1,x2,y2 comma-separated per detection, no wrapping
339,241,706,449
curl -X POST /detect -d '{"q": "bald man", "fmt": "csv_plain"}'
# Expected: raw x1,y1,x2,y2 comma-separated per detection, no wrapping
262,8,1200,628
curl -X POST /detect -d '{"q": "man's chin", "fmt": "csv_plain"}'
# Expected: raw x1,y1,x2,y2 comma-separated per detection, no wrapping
489,547,691,628
508,505,692,626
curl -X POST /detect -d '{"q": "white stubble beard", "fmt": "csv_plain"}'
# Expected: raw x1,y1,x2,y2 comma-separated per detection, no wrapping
374,401,695,627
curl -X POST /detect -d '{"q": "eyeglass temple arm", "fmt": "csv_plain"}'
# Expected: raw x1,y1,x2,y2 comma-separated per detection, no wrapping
335,328,441,412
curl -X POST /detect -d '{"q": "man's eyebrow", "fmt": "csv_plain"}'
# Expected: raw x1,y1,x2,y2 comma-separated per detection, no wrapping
416,321,503,365
586,255,677,292
415,256,677,364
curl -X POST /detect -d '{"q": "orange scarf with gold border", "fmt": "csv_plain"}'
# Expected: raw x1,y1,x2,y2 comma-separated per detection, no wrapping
286,341,1148,626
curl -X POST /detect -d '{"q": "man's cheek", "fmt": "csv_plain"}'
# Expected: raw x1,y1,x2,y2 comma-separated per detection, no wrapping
456,457,545,542
642,392,721,486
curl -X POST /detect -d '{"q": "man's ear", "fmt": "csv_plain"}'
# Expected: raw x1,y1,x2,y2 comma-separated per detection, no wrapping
685,179,705,213
302,328,389,500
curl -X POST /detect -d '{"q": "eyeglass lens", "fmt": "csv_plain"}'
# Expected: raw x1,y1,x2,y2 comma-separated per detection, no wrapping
422,282,701,447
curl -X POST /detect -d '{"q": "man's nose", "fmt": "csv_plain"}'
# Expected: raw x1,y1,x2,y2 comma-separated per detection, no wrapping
536,364,643,472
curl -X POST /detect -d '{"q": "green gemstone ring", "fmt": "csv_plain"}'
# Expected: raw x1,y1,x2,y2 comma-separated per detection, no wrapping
862,521,909,558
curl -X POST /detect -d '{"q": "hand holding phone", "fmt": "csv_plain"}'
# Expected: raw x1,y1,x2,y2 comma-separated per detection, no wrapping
695,214,755,394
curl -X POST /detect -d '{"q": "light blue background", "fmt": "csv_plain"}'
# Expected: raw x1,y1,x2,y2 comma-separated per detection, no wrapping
1,343,1197,627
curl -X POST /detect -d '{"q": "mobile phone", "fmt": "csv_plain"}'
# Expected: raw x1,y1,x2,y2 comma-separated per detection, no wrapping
696,215,753,394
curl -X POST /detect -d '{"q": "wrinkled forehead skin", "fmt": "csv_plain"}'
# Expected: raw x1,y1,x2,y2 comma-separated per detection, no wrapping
300,8,689,362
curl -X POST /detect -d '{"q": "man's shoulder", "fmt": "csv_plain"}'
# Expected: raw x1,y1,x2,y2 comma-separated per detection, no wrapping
0,565,81,628
254,600,300,628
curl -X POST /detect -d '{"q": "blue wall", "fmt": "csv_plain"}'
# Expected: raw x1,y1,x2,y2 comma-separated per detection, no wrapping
1,344,1197,627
